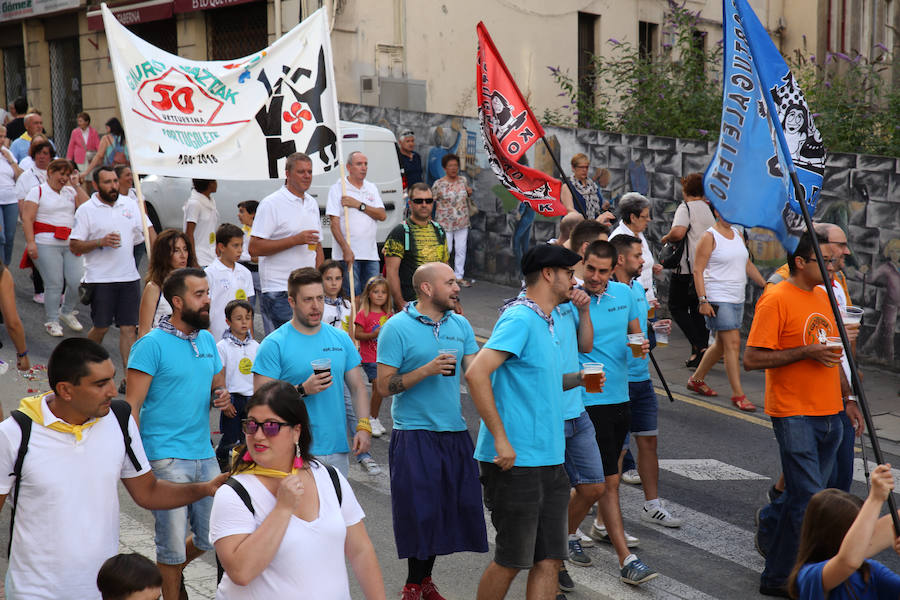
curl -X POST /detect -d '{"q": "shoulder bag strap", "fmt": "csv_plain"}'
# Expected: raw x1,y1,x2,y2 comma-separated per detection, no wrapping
8,410,32,557
110,400,142,472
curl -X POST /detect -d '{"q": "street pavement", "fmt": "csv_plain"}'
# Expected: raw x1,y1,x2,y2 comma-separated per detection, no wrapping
0,251,898,599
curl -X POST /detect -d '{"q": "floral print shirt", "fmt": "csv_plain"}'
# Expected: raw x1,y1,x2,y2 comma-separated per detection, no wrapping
432,176,470,232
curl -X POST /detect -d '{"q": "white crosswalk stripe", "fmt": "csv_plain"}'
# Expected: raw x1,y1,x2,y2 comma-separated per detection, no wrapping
659,458,769,481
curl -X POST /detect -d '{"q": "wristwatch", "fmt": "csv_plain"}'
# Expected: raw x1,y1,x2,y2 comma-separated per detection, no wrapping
296,382,308,398
358,203,367,212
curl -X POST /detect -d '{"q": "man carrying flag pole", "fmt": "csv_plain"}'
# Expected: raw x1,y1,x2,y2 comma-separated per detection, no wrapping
706,1,899,595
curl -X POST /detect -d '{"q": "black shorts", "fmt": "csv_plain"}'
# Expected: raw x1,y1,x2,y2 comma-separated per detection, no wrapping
479,462,569,569
586,402,631,477
90,280,141,328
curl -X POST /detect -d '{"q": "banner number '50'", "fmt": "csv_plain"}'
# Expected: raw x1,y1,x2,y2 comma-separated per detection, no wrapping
151,84,195,114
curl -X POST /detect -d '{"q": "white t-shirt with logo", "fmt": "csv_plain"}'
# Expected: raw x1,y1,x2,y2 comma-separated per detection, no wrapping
216,335,259,397
251,185,321,293
24,183,77,247
205,258,255,341
326,178,384,261
71,194,143,283
183,189,219,267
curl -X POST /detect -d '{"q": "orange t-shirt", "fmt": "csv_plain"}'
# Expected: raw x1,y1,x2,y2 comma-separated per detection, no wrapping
746,281,842,417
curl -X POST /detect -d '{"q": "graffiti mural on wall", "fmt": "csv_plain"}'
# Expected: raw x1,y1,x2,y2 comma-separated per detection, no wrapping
339,103,900,370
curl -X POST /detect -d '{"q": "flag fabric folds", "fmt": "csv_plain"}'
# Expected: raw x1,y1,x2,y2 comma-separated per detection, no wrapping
705,0,826,252
101,4,341,179
476,23,566,217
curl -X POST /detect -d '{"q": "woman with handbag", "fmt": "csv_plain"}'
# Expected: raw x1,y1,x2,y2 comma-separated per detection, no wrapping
432,153,474,286
21,158,88,336
660,173,716,367
686,210,766,411
210,380,386,600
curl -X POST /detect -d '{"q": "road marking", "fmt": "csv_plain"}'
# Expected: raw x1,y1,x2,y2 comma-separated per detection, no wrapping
658,459,769,481
119,513,218,599
658,387,773,429
852,457,900,484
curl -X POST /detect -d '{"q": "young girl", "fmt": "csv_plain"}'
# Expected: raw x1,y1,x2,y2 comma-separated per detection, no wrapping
789,464,900,599
319,261,382,475
354,276,393,439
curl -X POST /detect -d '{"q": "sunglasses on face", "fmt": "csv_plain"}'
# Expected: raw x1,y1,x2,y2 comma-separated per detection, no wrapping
411,198,434,205
242,419,291,437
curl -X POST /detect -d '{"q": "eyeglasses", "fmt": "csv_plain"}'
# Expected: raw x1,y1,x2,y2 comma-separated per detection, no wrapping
411,198,434,205
801,256,839,265
241,419,291,437
573,164,589,170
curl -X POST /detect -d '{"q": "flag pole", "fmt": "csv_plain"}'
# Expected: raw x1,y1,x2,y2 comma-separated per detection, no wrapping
339,163,356,340
648,351,675,402
131,173,153,258
789,170,900,535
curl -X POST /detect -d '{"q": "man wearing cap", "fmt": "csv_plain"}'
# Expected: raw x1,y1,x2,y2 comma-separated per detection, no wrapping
466,243,587,600
396,129,424,190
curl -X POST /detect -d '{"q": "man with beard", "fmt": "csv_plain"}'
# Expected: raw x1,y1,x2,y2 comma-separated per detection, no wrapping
466,244,586,600
376,262,488,599
70,166,145,387
126,268,231,600
253,267,371,478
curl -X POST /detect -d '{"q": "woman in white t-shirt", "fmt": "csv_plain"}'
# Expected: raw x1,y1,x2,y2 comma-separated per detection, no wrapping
21,159,88,336
138,229,196,338
211,381,386,600
687,211,766,412
183,179,219,267
0,125,23,265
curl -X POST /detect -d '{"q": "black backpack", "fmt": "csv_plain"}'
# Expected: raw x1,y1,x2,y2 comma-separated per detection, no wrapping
215,462,343,583
7,399,141,556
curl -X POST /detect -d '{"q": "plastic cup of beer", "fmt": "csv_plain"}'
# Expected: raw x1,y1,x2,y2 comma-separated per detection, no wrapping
840,306,863,325
311,358,331,377
438,348,459,377
583,362,604,394
627,333,644,358
652,322,669,347
825,337,844,360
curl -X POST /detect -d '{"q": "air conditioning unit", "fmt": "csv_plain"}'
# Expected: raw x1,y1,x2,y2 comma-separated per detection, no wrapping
360,76,379,106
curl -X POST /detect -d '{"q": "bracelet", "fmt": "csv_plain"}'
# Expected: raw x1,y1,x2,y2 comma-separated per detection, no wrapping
698,295,708,301
699,299,709,304
356,418,372,433
16,350,27,357
844,395,858,403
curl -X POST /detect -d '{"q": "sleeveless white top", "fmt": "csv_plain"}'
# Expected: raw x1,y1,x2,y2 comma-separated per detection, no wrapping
152,289,172,328
703,226,749,304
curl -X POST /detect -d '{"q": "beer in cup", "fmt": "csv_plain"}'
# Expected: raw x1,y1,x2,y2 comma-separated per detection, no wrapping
840,306,863,325
652,321,669,347
627,333,644,358
583,362,605,394
825,337,844,362
311,358,331,377
438,348,459,377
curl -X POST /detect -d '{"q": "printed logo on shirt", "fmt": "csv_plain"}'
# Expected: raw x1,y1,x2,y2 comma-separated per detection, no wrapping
238,357,253,374
803,312,833,345
608,304,628,313
322,346,344,353
209,232,216,244
235,288,247,300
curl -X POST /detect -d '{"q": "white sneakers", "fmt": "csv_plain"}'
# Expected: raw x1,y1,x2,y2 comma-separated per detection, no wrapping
370,417,387,438
44,321,63,337
59,312,83,332
621,469,642,485
641,501,683,528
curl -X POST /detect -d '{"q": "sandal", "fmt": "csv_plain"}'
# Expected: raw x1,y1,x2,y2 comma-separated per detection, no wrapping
731,395,757,412
687,377,718,396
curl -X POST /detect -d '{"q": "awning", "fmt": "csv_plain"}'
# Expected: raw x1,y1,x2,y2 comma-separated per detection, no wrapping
87,0,173,31
173,0,257,13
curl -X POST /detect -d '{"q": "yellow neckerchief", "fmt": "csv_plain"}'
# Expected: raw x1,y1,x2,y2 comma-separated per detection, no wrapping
231,448,300,479
17,393,98,442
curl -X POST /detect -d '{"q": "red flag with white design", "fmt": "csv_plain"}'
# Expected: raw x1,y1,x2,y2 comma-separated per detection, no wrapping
476,22,566,217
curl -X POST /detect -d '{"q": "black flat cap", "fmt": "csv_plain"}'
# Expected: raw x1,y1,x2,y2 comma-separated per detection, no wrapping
521,243,582,275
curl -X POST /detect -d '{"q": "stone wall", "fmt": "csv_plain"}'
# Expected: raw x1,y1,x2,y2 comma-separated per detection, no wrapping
340,103,900,370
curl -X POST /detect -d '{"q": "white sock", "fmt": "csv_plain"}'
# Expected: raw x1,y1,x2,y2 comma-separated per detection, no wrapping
644,498,661,511
622,553,638,568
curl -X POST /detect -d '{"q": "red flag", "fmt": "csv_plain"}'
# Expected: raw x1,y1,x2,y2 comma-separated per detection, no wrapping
476,22,566,217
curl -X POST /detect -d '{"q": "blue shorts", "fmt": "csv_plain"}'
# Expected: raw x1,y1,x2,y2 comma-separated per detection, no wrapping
628,379,658,436
563,411,605,485
361,362,377,382
150,457,219,564
705,301,744,331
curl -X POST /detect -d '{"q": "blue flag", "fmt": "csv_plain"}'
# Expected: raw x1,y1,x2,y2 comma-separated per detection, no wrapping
705,0,825,252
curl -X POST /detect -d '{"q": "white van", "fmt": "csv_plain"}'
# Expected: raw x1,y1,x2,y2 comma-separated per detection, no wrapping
139,121,405,250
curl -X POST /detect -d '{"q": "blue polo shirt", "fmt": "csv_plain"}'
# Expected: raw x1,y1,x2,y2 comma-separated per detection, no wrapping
377,304,478,431
553,301,585,420
253,322,361,455
129,328,222,461
626,279,651,382
576,281,639,406
474,304,565,467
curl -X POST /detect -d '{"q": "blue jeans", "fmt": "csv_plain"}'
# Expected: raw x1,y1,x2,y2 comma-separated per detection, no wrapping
759,414,843,588
827,410,855,492
563,411,605,485
340,259,380,297
150,457,219,564
318,452,350,478
0,203,17,265
622,433,636,473
216,393,250,470
260,291,293,332
34,244,83,323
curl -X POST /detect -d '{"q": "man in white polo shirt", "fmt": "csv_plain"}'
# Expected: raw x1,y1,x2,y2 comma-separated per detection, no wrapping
0,337,224,600
70,166,144,383
249,152,323,333
328,151,386,296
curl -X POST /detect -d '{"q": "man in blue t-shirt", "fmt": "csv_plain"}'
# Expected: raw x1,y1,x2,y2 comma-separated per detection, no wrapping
377,262,487,598
252,267,370,477
578,240,657,586
126,267,232,600
466,243,584,600
611,234,681,531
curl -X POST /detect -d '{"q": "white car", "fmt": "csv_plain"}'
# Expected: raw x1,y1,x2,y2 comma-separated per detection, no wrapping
139,121,405,251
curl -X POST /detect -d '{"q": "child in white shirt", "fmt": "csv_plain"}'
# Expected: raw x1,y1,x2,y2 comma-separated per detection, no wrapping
205,223,254,340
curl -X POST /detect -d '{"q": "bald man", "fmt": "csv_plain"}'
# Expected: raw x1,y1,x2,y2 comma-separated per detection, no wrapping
376,262,488,597
555,212,584,249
